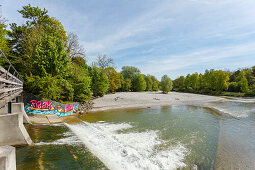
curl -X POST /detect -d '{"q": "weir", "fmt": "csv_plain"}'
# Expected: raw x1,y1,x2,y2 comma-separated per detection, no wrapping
0,49,32,169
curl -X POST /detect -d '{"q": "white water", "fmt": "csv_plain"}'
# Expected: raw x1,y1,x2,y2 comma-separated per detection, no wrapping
66,122,187,170
35,132,82,146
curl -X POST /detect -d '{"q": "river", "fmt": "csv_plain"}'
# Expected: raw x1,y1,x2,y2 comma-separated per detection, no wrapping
17,98,255,169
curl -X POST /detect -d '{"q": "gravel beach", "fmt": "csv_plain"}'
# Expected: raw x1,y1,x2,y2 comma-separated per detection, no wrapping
90,91,226,112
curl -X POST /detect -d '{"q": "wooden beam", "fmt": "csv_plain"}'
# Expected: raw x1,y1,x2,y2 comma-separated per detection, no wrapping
0,77,23,86
0,66,23,84
0,87,23,93
0,90,23,108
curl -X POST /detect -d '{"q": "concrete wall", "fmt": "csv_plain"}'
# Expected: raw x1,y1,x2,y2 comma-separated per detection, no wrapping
0,146,16,170
0,106,7,115
11,103,31,124
0,113,33,146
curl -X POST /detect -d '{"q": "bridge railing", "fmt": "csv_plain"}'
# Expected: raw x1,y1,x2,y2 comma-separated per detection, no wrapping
0,49,23,108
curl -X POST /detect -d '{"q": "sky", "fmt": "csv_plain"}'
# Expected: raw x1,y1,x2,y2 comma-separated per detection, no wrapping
1,0,255,79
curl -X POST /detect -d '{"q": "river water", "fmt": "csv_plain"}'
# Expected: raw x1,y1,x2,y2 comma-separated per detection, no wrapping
17,98,255,170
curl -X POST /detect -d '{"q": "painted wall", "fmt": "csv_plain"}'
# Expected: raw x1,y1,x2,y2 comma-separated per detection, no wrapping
24,100,78,117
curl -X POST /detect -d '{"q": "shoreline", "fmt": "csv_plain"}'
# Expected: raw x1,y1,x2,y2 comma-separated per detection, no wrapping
89,91,226,112
28,92,228,124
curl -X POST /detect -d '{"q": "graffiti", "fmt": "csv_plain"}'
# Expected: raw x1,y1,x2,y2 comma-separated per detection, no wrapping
30,100,53,110
24,100,78,117
65,105,73,112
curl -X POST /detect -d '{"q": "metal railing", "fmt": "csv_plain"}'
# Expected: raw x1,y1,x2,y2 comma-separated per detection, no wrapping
0,49,23,82
0,49,23,108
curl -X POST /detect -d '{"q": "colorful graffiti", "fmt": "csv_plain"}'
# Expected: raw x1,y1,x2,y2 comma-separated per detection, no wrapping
24,100,78,117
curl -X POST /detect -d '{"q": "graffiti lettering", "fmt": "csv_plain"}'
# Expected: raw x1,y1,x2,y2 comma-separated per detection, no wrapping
30,100,52,110
65,105,73,112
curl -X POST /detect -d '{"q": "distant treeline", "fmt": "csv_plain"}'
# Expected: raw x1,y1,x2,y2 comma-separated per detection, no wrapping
0,5,172,102
173,67,255,96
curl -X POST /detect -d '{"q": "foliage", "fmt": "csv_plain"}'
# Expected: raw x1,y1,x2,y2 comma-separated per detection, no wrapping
70,64,91,101
160,75,173,94
71,56,86,67
173,76,185,91
133,74,146,92
121,66,140,80
240,76,248,93
105,67,122,93
120,78,132,92
24,74,73,101
90,67,109,97
4,4,255,104
173,67,255,96
144,75,153,91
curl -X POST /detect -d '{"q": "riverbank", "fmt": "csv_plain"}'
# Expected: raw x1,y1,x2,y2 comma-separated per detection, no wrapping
90,91,226,112
28,91,227,124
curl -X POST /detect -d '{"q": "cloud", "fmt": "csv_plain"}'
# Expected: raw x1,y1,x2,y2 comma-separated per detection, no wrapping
140,41,255,76
2,0,255,78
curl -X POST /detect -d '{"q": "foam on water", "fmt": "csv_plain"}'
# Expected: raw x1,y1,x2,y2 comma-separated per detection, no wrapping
66,122,187,170
35,132,82,146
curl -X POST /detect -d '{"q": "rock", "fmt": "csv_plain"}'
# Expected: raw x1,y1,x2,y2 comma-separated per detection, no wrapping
191,164,198,170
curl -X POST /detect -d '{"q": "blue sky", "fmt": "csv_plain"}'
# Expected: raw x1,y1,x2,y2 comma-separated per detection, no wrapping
1,0,255,79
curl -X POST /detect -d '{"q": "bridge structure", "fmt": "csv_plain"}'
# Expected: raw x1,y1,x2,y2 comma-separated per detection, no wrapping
0,49,32,170
0,49,23,109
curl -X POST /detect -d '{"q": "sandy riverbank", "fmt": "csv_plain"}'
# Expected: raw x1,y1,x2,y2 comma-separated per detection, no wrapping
28,92,226,124
90,91,226,112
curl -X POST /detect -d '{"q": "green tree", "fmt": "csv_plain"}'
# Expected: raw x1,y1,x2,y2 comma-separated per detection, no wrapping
173,76,185,91
151,76,159,91
8,4,68,76
160,75,172,94
105,67,122,93
90,67,109,97
211,70,229,93
183,73,199,92
70,64,91,101
144,75,153,91
24,74,73,101
120,78,132,92
240,76,249,93
133,74,146,92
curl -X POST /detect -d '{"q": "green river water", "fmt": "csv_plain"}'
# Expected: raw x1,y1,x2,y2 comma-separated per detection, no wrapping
17,99,255,170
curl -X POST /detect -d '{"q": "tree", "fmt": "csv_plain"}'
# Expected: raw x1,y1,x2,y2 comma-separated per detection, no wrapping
144,75,153,91
252,66,255,76
120,78,132,92
152,81,159,91
90,67,109,97
8,4,68,77
173,76,185,91
183,73,199,92
0,17,9,54
121,66,140,80
133,74,146,92
121,66,141,91
70,64,91,101
151,76,159,91
93,54,114,70
0,16,13,69
71,56,86,67
66,32,85,58
105,67,122,93
24,74,74,101
160,75,173,94
211,71,229,93
240,76,248,93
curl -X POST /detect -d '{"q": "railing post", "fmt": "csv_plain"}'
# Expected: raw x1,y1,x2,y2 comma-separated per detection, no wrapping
8,102,12,113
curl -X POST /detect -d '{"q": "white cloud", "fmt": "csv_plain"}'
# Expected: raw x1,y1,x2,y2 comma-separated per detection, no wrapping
141,41,255,75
